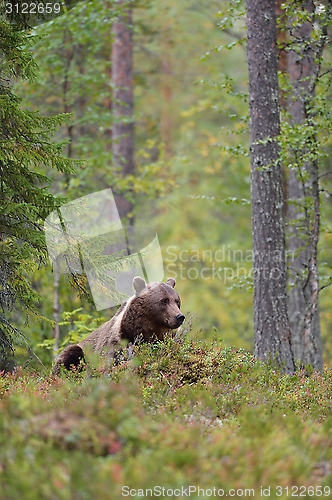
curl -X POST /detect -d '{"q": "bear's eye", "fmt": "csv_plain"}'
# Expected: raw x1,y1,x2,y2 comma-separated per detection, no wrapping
176,300,181,308
160,298,169,306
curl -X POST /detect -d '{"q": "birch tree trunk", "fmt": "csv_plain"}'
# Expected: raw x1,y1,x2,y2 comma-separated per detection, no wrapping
246,0,295,373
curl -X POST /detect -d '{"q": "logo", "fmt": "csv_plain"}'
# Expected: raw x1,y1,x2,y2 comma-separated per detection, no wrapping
44,189,164,310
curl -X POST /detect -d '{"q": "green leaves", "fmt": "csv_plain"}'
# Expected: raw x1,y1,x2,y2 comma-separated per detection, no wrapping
0,17,80,359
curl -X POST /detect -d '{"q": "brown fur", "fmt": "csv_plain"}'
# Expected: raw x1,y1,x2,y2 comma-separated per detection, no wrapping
52,277,184,375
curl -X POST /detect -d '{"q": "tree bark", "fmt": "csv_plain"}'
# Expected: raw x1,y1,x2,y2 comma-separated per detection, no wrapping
160,51,172,157
246,0,295,373
112,1,134,221
63,27,74,182
287,1,323,369
52,262,60,360
276,0,288,108
52,26,74,358
276,0,288,216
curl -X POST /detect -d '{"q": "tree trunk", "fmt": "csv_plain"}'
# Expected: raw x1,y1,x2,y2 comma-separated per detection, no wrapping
52,27,74,359
160,52,172,157
287,1,323,369
276,0,288,108
246,0,295,373
52,262,60,360
276,0,288,216
63,27,74,182
112,1,134,221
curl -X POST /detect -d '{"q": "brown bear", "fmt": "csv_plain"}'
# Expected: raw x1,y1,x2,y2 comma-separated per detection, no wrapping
52,276,185,375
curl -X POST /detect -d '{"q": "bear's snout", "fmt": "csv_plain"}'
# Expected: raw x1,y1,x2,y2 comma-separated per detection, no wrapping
175,313,185,326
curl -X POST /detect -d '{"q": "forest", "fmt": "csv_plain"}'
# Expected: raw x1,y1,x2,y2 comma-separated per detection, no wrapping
1,0,332,497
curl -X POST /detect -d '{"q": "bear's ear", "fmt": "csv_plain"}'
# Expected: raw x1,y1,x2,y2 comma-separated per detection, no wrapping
133,276,146,296
166,277,176,288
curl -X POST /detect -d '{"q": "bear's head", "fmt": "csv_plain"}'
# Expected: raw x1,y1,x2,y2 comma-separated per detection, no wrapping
132,276,185,334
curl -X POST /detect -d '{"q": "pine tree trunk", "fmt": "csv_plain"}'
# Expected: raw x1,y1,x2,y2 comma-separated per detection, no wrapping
112,1,134,221
246,0,295,373
276,0,288,108
276,0,288,217
287,1,323,369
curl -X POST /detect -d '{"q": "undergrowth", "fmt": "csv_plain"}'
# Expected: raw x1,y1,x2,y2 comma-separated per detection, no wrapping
0,322,331,499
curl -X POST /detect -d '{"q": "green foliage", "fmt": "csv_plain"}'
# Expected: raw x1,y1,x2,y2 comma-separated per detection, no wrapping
0,334,331,497
132,0,254,350
11,0,177,356
133,0,332,363
0,16,79,361
38,307,107,351
6,0,254,359
16,0,174,202
133,331,332,421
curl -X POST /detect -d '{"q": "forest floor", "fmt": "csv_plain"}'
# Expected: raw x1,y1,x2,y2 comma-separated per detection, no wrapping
0,321,332,499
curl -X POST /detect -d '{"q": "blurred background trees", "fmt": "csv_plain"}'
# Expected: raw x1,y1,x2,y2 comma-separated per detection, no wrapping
4,0,332,369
